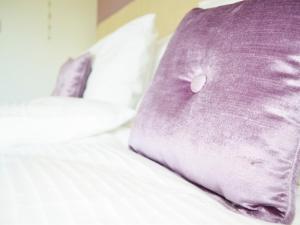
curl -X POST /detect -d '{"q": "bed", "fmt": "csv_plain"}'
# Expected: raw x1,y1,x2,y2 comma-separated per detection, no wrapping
1,127,299,225
1,0,300,224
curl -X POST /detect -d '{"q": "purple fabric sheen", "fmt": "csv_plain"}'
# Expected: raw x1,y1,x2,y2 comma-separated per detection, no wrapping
129,0,300,224
52,53,92,97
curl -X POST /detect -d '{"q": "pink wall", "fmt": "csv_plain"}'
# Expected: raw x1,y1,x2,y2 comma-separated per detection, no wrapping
97,0,133,24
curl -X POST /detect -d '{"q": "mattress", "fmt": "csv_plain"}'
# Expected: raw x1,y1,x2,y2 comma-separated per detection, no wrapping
0,128,299,225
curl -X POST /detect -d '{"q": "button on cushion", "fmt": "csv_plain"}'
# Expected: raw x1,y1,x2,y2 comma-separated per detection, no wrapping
190,75,206,93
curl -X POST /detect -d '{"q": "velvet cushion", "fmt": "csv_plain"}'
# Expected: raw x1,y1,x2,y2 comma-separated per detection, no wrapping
52,53,92,97
129,0,300,224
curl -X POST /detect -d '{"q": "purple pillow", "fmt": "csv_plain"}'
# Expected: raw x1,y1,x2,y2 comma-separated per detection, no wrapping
129,0,300,224
52,53,92,97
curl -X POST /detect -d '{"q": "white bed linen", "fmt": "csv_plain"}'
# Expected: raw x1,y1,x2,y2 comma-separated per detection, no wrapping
0,128,299,225
84,14,157,109
199,0,243,8
0,97,134,146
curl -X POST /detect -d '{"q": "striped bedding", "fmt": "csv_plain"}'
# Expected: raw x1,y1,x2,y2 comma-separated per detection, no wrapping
0,128,299,225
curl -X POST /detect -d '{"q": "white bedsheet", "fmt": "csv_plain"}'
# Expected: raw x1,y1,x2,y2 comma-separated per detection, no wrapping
0,128,299,225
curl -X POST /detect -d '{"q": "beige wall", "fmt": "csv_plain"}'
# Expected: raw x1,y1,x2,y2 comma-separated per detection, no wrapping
97,0,199,39
0,0,97,104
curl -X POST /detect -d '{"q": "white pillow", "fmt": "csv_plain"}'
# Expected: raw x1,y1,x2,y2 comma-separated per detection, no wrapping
135,34,172,111
153,34,172,75
84,14,158,109
0,97,135,145
199,0,243,9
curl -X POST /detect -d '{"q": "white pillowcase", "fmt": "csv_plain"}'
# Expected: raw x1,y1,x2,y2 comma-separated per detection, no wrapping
199,0,243,8
84,14,158,109
135,34,172,111
0,97,135,146
153,35,172,75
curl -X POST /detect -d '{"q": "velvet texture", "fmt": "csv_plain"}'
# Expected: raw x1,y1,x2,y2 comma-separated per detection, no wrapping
52,53,92,97
129,0,300,224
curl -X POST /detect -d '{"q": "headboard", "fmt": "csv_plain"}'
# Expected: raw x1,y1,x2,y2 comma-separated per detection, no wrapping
97,0,199,39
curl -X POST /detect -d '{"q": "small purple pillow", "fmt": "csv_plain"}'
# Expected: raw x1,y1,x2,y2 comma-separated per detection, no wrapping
52,53,92,97
130,0,300,224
